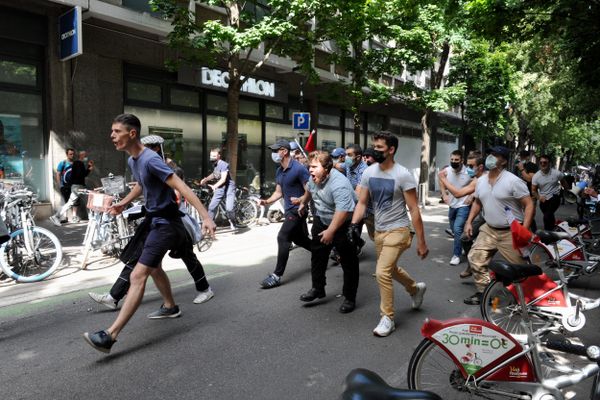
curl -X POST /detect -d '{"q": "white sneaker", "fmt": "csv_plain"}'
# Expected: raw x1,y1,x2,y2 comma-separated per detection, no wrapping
450,255,461,265
373,315,395,337
193,287,214,304
411,282,427,310
49,215,61,227
88,292,118,310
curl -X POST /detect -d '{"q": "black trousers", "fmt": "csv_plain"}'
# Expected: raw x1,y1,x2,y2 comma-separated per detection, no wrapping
110,246,209,301
273,210,311,277
310,216,359,301
539,195,561,231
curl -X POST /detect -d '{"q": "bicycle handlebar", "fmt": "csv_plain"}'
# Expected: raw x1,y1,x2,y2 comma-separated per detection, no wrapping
546,339,600,361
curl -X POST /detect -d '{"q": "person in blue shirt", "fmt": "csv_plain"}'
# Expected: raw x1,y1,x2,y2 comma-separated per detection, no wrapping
199,148,237,230
258,139,311,288
83,113,216,354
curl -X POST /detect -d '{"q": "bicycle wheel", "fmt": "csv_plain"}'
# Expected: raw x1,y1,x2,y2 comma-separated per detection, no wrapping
0,226,63,282
407,338,506,399
196,237,213,252
480,279,552,336
234,199,258,227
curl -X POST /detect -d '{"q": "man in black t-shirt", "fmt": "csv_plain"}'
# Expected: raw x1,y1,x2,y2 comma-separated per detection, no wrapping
515,150,538,232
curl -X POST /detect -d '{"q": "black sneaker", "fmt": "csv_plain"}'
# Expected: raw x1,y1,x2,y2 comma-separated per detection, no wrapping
83,330,116,354
300,288,326,302
147,304,181,319
464,292,483,305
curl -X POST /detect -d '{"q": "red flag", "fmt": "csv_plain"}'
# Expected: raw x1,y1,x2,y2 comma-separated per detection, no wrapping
304,130,316,153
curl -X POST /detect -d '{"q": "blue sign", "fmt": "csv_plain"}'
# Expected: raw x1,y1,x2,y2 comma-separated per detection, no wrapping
59,6,83,61
292,112,310,130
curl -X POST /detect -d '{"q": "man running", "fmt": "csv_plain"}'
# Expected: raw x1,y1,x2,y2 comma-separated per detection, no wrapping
83,114,215,354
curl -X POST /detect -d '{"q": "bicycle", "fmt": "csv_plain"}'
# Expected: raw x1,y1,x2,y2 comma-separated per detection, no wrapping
0,185,63,282
408,260,600,400
193,186,258,229
482,229,600,337
80,175,141,269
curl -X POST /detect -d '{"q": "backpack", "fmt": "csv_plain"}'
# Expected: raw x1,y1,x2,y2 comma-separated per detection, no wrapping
181,211,202,244
58,160,73,186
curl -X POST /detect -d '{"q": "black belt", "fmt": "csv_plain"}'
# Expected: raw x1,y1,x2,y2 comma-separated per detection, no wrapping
489,225,511,231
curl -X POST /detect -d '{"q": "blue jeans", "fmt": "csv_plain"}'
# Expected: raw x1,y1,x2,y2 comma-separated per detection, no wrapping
208,183,236,221
448,206,471,257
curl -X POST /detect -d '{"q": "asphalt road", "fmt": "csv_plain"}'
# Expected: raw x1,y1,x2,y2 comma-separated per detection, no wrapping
1,202,599,400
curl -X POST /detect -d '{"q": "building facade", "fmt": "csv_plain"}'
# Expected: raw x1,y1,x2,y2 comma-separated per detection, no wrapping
0,0,460,214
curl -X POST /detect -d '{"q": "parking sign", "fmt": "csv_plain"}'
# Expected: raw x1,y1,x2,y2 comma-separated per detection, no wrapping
292,112,310,130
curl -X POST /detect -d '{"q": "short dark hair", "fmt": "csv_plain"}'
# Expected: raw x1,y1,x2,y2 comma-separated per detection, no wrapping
308,150,333,172
210,148,222,155
373,131,398,154
467,150,484,167
66,148,75,155
113,113,141,138
539,154,553,163
345,144,363,156
451,150,462,158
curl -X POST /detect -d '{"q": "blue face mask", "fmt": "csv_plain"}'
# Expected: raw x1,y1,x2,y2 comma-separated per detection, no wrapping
485,155,497,170
466,167,476,177
271,152,282,164
344,158,354,168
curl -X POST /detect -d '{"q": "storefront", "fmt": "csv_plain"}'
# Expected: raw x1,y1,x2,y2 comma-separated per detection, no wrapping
0,7,48,200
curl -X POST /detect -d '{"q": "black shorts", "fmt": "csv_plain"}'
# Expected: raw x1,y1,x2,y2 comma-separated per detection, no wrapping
60,186,71,203
138,222,181,268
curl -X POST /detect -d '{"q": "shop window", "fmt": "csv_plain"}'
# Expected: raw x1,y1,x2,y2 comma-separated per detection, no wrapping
127,81,162,104
318,113,339,128
0,60,37,87
239,99,259,116
266,103,283,120
206,94,228,112
367,115,384,132
318,128,342,152
170,88,200,109
314,49,331,72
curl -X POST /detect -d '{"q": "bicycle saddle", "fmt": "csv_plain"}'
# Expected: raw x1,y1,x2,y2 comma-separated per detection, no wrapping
341,369,442,400
535,230,571,245
566,218,588,227
489,260,542,286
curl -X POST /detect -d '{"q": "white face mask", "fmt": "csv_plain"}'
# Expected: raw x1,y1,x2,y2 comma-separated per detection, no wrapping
271,152,282,164
485,155,498,170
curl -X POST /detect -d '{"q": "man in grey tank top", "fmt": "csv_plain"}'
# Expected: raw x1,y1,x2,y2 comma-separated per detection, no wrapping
463,146,534,305
350,131,428,337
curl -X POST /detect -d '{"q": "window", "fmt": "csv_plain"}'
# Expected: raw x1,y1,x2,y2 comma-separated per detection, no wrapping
314,49,331,72
170,88,200,109
239,99,259,116
0,60,37,87
127,81,162,104
265,103,283,120
206,93,228,112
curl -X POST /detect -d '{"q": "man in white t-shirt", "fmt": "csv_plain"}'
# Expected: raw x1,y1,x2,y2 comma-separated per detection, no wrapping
463,146,534,305
439,150,472,265
350,131,428,337
532,154,568,230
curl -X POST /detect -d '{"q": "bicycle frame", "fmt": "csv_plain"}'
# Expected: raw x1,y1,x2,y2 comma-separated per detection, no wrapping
421,280,600,399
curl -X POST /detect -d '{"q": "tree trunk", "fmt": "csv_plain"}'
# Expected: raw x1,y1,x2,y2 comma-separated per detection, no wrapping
226,54,241,180
353,95,361,145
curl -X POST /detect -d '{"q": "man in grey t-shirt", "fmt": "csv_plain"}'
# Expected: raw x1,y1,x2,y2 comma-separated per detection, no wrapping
295,151,359,313
350,131,428,337
464,146,534,305
532,154,567,230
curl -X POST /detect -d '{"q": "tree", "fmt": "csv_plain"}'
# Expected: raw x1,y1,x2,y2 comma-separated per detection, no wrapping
151,0,316,179
311,0,431,144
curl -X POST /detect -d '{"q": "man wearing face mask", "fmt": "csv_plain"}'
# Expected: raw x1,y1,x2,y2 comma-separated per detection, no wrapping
532,154,568,230
331,147,348,175
463,146,534,305
361,147,378,241
258,139,312,289
350,131,429,337
438,150,472,266
438,150,487,279
198,148,237,230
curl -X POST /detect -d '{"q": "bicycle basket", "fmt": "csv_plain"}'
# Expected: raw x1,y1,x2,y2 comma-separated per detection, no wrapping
101,175,126,195
87,192,114,213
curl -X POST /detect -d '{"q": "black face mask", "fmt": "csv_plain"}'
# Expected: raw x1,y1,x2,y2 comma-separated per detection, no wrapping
450,162,461,170
373,150,386,164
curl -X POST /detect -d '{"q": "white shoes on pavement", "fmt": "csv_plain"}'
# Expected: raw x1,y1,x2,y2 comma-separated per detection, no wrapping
88,292,118,310
450,255,461,265
193,287,215,304
373,315,395,337
411,282,427,310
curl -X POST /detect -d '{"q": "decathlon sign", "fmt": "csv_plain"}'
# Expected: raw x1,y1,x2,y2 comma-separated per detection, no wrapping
201,68,275,98
59,6,83,61
178,66,287,102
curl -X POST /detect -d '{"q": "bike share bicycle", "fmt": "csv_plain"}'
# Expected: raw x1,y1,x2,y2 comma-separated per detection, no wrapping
0,183,63,282
80,174,142,269
406,260,600,400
